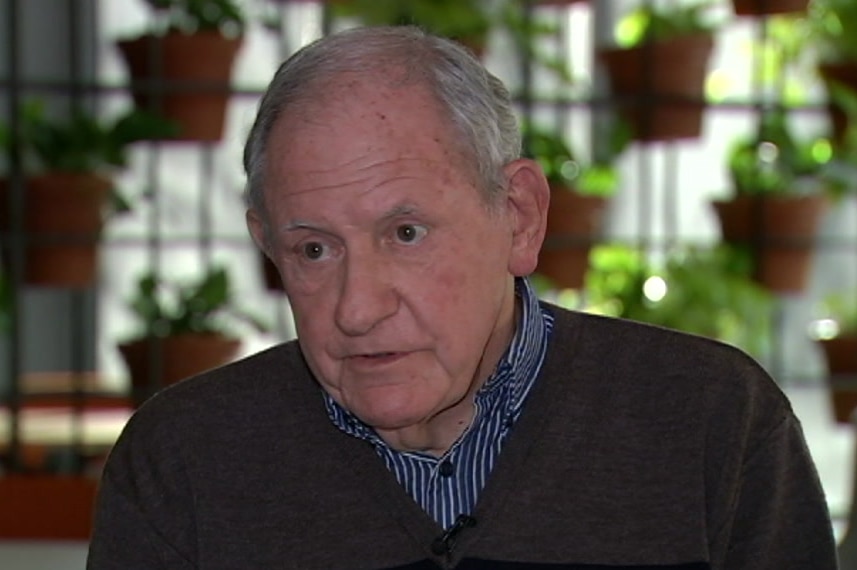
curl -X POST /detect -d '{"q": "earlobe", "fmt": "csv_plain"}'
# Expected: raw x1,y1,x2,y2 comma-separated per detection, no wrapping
502,158,550,276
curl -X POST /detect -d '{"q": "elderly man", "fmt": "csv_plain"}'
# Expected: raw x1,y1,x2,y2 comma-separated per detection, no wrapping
88,26,837,569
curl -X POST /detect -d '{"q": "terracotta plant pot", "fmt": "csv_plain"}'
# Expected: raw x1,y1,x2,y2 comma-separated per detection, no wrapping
537,188,608,290
0,475,99,539
0,172,111,288
599,34,714,143
119,333,241,406
732,0,808,15
711,193,827,293
818,63,857,143
818,336,857,423
116,31,243,142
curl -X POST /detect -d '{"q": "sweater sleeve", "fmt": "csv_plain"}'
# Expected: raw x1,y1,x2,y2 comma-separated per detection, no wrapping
87,470,197,570
86,406,199,570
713,410,838,569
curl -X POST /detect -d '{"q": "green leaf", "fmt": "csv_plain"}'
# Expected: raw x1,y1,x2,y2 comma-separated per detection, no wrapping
1,99,179,215
330,0,492,42
125,266,268,339
727,109,829,196
821,290,857,334
583,244,773,358
522,121,621,195
809,0,857,63
110,110,179,148
144,0,245,34
617,1,720,48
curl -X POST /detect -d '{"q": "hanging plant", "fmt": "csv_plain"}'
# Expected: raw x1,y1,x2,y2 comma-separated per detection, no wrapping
598,1,722,142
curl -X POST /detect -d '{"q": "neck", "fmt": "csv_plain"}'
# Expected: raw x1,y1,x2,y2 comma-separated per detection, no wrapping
375,392,479,457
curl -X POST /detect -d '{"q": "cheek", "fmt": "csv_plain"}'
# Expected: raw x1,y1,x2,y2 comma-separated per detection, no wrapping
289,295,335,363
432,264,467,304
277,254,334,298
414,245,507,335
430,230,508,295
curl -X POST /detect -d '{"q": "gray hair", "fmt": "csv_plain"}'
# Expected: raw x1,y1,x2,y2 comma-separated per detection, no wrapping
242,26,522,217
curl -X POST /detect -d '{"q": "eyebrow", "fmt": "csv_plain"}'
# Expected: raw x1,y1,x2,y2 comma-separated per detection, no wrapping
279,203,421,234
280,220,319,232
379,203,420,223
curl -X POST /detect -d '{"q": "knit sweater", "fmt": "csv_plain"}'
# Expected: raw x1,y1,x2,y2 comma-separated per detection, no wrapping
87,305,838,569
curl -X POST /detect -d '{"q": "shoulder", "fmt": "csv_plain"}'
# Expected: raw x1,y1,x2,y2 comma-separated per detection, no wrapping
532,303,803,500
545,300,761,371
540,301,794,437
543,301,783,388
114,340,323,451
144,339,308,404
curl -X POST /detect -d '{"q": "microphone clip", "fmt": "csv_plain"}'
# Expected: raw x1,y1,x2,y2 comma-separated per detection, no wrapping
431,514,477,556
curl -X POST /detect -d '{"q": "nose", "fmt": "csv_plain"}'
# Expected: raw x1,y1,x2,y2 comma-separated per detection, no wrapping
334,251,398,336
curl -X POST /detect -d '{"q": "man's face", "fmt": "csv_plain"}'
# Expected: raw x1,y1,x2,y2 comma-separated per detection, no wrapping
253,77,525,440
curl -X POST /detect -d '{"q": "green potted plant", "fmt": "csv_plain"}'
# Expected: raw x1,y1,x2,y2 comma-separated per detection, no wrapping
819,82,857,197
583,243,774,359
728,13,814,105
811,290,857,423
525,121,626,290
711,108,833,293
118,265,268,406
598,1,722,142
116,0,246,141
0,100,175,287
329,0,495,58
806,0,857,130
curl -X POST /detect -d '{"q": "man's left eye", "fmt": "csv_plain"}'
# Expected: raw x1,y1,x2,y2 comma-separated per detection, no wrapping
395,223,428,244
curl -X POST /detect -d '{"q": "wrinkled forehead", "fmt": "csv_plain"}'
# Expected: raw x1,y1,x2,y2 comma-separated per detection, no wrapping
288,64,471,141
265,71,476,182
284,68,443,133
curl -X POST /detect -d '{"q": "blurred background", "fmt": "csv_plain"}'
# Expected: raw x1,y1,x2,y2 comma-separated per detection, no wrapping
1,0,856,567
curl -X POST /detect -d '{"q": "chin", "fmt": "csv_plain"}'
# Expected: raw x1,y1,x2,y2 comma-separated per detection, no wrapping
341,383,442,431
355,406,427,432
347,392,440,430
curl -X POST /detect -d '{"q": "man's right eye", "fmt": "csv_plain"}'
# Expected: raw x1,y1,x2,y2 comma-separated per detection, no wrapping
302,242,326,260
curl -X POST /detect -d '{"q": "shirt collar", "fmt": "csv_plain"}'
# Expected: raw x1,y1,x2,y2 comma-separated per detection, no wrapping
479,276,548,395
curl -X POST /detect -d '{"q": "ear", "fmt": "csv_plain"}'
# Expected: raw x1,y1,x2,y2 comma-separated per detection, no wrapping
246,208,269,255
502,158,550,276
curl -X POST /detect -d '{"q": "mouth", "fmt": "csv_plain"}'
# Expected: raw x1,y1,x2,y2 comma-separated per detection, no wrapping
347,351,409,365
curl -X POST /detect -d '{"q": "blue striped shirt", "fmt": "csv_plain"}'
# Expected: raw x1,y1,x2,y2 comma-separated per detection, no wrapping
323,277,554,529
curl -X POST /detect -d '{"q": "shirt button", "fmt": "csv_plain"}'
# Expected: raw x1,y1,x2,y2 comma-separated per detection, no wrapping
439,460,454,477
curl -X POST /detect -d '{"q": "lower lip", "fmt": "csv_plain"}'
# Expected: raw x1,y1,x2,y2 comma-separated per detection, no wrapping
348,352,409,367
